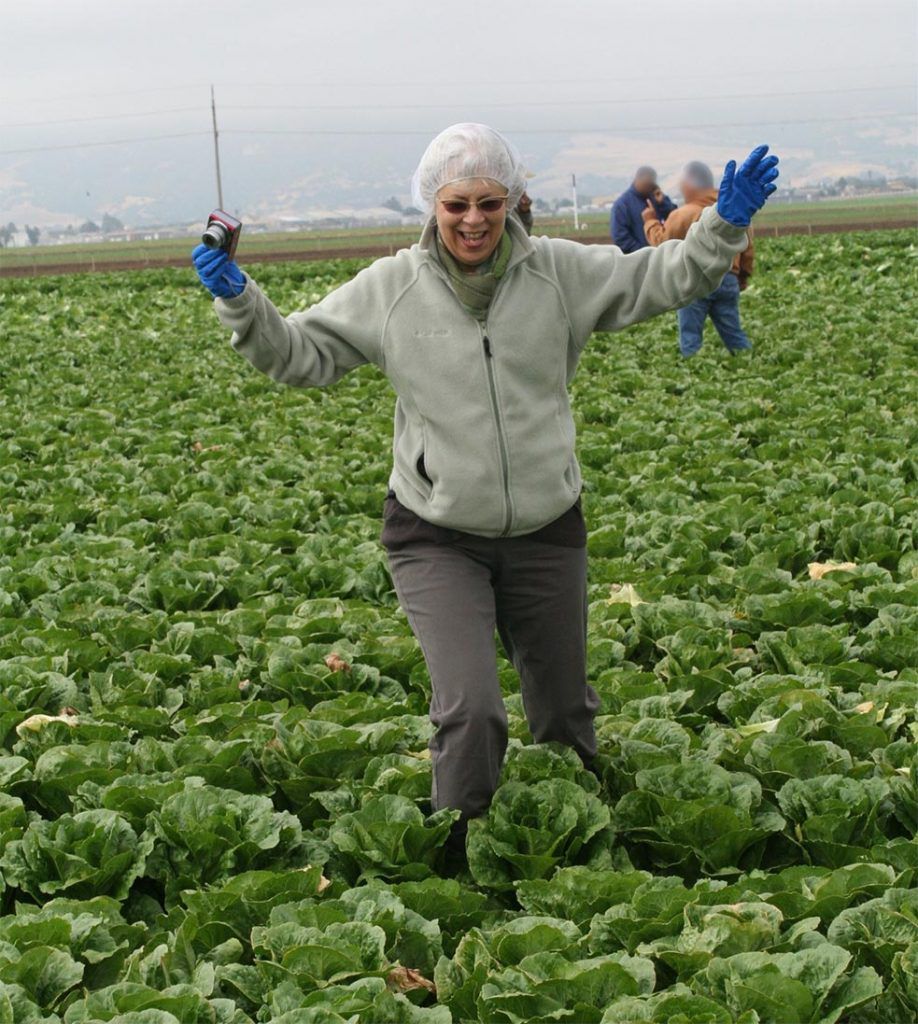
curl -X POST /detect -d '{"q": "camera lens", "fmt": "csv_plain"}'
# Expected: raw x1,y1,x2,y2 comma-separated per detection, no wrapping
202,222,229,249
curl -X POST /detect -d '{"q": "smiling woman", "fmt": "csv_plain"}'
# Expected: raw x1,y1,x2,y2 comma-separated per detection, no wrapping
410,122,526,272
435,182,508,268
192,121,778,863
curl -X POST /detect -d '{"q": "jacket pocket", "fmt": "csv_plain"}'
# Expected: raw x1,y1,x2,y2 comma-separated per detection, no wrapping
563,455,580,496
407,439,434,501
392,409,434,502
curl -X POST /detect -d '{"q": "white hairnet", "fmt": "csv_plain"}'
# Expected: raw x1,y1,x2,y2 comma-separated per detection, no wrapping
411,123,528,214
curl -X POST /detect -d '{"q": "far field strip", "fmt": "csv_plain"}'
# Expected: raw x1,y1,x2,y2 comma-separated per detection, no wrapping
1,194,915,278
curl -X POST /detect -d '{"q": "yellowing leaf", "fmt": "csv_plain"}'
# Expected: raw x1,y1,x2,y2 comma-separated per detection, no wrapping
16,710,79,737
608,583,645,606
736,718,781,737
808,561,857,580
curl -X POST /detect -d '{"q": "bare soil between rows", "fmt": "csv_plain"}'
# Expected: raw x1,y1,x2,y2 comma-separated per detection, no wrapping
1,219,914,279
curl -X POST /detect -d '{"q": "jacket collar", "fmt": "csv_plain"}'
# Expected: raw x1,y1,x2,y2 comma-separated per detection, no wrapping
418,212,535,274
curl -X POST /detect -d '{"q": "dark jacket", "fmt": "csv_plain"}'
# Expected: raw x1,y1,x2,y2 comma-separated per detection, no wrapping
611,184,677,253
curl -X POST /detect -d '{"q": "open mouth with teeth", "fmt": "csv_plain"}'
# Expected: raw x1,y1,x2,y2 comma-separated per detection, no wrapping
457,230,489,251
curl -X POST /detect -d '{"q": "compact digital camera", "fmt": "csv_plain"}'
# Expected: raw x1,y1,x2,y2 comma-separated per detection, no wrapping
201,210,242,259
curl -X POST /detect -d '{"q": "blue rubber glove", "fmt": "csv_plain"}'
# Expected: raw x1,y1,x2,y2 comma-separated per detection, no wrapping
717,145,780,227
192,243,246,299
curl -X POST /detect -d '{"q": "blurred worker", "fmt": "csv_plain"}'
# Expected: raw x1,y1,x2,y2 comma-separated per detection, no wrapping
514,191,534,234
643,160,755,357
610,166,677,253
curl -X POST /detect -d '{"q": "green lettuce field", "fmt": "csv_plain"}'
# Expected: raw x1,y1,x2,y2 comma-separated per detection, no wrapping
0,229,916,1023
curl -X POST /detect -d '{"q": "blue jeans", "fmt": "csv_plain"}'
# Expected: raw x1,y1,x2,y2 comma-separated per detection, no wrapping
677,272,751,356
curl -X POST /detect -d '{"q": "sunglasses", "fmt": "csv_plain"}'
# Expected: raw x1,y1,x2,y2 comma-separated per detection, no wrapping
437,195,509,216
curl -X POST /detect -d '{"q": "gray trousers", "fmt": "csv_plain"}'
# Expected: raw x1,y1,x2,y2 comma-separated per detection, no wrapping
387,535,600,824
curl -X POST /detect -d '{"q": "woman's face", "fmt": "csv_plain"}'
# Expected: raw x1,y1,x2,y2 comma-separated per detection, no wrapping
435,178,508,270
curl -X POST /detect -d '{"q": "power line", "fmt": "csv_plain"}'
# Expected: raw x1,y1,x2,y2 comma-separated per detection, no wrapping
0,107,203,130
0,110,912,157
222,111,916,138
0,131,210,156
223,83,916,114
3,61,915,107
2,83,212,106
0,83,905,135
1,85,911,135
215,61,917,91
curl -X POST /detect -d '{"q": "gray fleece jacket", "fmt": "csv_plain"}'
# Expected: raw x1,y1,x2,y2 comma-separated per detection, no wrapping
214,208,747,537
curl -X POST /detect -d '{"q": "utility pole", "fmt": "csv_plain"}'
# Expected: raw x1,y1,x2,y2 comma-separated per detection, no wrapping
571,173,580,232
210,84,224,210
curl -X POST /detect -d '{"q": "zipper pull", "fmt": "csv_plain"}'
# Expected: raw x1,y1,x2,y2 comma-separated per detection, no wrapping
483,335,493,357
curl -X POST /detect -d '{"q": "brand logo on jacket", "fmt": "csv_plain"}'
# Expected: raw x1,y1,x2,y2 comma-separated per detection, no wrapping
413,328,451,338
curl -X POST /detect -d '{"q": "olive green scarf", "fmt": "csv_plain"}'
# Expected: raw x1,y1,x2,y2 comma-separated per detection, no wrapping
435,230,513,321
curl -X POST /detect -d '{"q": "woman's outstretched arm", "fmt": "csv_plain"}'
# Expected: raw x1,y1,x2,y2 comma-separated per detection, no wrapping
192,247,409,387
548,146,778,345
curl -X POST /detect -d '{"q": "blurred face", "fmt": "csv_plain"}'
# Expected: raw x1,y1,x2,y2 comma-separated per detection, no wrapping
634,174,656,197
435,178,508,270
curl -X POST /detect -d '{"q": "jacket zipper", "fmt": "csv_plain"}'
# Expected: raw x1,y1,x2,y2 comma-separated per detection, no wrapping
424,253,518,536
480,326,514,536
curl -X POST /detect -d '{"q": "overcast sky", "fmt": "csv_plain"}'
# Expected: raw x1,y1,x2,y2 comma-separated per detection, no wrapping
1,0,916,227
